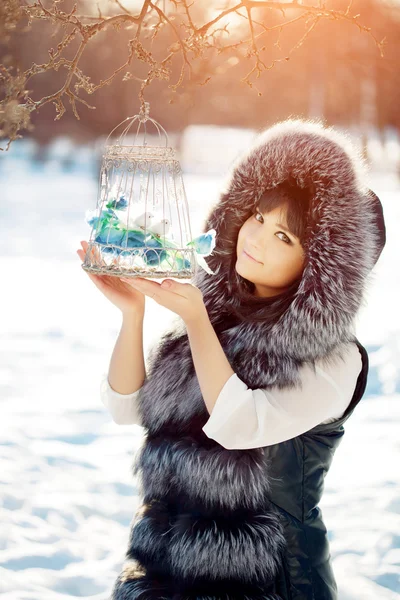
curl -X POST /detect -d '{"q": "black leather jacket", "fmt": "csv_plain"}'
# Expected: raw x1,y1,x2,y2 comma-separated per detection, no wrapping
269,340,369,599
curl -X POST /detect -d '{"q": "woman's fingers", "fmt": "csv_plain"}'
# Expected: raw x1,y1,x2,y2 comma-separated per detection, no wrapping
78,241,130,288
77,244,103,284
79,240,100,263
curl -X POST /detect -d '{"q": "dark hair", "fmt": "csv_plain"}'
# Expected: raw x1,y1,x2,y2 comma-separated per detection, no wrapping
224,179,312,325
258,180,311,246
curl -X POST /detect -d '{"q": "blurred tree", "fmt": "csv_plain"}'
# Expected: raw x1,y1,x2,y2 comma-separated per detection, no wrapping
0,0,394,149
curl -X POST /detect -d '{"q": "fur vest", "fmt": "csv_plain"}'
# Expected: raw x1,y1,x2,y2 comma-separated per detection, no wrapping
111,119,386,600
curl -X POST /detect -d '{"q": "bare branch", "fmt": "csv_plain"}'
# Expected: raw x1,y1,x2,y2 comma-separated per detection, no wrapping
0,0,387,149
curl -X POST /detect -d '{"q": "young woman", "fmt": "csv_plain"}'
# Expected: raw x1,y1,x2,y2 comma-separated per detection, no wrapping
77,118,386,600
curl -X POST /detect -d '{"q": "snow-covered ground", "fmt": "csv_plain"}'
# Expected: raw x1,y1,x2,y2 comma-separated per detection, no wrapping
0,128,399,599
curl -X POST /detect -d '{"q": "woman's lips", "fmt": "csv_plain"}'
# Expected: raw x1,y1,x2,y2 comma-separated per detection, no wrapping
243,249,262,264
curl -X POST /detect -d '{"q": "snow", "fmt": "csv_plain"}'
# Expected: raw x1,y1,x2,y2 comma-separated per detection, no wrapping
0,128,399,599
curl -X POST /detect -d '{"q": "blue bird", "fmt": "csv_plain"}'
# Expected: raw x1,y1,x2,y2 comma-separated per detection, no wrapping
186,229,216,257
185,229,217,274
154,228,217,274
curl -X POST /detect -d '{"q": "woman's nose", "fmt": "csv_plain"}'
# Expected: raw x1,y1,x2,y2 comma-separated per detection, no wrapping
247,230,265,254
246,240,264,260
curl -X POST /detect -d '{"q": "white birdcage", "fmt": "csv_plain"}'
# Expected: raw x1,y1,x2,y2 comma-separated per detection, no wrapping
82,103,216,280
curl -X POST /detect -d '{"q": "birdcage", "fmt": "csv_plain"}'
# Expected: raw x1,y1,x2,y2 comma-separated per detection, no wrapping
81,103,216,280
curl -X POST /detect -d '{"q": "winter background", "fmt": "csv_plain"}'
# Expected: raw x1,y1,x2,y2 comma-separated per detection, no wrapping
0,124,399,600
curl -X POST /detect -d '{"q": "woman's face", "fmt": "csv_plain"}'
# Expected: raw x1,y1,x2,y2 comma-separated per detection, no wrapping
235,203,306,298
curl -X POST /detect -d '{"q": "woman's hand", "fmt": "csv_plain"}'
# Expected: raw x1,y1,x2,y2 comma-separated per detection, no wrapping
77,240,146,318
121,276,207,324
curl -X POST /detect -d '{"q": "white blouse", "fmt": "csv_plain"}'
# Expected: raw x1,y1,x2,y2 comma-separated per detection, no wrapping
100,342,362,449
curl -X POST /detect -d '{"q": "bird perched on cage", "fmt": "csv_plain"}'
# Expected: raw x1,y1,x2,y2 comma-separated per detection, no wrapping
155,228,217,275
186,229,216,257
185,229,217,274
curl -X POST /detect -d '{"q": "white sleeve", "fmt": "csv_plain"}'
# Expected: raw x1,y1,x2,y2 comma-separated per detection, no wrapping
202,342,362,449
100,373,144,426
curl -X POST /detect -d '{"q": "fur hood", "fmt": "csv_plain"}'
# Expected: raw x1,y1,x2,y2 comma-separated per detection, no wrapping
187,118,386,377
139,118,386,430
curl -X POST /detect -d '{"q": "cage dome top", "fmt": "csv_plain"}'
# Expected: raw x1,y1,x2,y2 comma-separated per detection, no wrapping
104,102,177,161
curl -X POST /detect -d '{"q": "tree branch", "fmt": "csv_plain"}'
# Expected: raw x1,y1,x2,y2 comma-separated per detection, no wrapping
0,0,387,149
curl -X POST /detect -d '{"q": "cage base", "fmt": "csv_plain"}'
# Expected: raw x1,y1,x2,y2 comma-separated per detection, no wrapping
81,264,195,280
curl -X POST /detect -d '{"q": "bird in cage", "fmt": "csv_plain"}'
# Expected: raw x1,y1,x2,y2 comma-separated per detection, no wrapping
112,209,158,232
149,218,171,237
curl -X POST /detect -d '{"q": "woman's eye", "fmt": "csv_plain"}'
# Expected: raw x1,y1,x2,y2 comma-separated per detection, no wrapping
276,232,291,244
254,211,291,244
